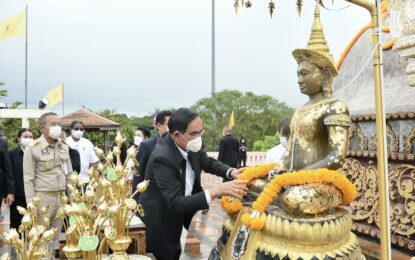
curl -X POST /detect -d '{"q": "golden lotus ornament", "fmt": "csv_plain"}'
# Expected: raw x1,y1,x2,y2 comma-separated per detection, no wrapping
58,132,148,260
1,203,57,260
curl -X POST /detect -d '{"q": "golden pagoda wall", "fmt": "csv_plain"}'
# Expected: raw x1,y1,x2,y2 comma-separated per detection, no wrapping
343,113,415,253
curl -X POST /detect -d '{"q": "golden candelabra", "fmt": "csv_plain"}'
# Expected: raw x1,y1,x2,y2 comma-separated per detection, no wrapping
61,132,149,260
0,198,57,260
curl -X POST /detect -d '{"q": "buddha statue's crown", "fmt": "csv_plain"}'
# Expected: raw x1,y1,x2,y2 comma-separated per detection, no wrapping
292,5,338,76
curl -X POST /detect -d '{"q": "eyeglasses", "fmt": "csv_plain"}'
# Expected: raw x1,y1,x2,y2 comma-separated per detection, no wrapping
73,128,84,131
182,130,205,140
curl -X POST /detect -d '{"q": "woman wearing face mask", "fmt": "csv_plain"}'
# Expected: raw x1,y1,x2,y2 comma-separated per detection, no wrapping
127,127,151,183
67,120,99,185
264,118,291,164
8,128,33,230
133,127,151,148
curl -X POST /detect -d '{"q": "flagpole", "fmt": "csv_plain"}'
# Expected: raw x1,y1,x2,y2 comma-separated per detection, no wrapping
24,4,28,108
211,0,215,98
62,84,64,115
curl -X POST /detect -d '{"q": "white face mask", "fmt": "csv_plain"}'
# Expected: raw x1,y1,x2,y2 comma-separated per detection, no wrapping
48,126,62,140
186,136,203,153
281,136,288,149
134,136,144,146
71,130,84,139
20,137,33,149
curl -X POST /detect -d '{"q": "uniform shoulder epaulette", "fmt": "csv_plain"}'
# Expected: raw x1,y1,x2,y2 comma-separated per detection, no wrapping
29,138,41,147
60,138,68,145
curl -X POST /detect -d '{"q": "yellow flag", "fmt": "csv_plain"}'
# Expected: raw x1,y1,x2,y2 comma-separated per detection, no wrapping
229,110,235,129
44,85,64,108
0,11,26,40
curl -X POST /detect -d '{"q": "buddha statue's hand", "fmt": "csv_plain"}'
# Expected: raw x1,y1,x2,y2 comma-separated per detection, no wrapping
267,168,292,181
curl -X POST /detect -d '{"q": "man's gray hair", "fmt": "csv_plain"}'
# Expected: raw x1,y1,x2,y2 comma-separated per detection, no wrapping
39,112,58,126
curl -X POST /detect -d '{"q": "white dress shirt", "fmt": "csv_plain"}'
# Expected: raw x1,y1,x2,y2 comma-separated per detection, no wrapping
67,136,100,183
176,145,212,204
264,138,289,164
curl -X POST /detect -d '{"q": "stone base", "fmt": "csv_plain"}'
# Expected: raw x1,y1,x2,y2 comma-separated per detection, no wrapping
218,207,365,260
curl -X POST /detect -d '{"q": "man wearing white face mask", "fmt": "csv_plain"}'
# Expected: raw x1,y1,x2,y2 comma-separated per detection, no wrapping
23,112,73,242
67,120,99,184
132,110,172,202
264,118,291,164
139,108,249,260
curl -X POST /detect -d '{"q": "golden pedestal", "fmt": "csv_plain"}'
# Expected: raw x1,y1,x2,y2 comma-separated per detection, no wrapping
108,237,132,260
220,207,364,260
63,245,82,259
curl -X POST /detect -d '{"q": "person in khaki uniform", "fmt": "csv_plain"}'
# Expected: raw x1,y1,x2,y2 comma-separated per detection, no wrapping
23,112,72,241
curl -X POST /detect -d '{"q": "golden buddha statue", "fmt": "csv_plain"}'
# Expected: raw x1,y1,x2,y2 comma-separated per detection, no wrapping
212,6,364,260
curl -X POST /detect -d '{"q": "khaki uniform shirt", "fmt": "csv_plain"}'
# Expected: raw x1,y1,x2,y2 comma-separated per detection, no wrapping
23,135,72,202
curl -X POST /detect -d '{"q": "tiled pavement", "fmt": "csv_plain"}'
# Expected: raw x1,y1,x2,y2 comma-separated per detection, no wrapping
180,173,227,260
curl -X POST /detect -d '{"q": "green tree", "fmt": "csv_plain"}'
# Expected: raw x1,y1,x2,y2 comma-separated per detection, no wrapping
253,135,280,151
82,109,155,147
191,90,294,151
0,81,7,98
0,82,33,148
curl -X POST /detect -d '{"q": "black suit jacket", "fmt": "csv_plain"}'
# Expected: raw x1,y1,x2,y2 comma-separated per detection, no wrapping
0,139,14,197
139,134,230,260
9,147,25,197
69,147,81,175
132,136,160,201
218,134,240,168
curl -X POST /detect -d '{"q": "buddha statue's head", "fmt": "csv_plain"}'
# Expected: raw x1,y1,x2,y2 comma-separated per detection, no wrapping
292,5,338,97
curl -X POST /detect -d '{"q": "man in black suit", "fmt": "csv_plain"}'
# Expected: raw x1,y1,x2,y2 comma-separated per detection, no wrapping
139,108,248,260
132,110,172,201
218,126,240,172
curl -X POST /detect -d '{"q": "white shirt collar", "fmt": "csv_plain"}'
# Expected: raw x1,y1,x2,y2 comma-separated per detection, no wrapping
175,144,188,161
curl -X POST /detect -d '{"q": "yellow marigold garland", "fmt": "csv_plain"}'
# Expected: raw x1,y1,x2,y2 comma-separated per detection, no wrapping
241,168,357,230
220,163,277,214
220,196,242,214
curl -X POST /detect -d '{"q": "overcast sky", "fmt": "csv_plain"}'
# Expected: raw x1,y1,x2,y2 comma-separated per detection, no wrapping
0,0,369,116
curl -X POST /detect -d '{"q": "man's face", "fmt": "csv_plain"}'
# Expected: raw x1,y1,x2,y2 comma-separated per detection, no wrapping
297,61,323,96
157,116,170,136
173,116,204,151
42,115,61,137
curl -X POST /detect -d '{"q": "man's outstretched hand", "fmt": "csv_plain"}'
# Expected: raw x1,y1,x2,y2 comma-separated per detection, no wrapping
230,167,246,179
209,180,248,199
